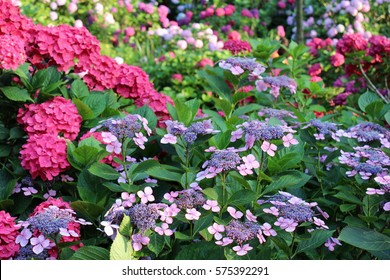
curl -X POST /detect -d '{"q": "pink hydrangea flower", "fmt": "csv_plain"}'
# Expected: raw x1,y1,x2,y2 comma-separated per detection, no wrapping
313,217,329,229
185,208,201,221
261,223,277,236
0,211,21,259
263,206,279,216
207,223,225,240
132,234,150,251
0,34,26,70
282,134,299,147
133,132,147,149
245,210,257,222
121,192,136,207
257,230,266,244
227,206,243,219
215,237,233,246
202,200,220,212
161,134,177,144
30,234,52,254
137,187,155,204
155,223,173,236
237,164,253,176
20,134,70,181
261,141,277,156
100,221,119,236
274,217,298,232
242,154,260,169
233,244,253,256
15,228,32,247
163,191,178,203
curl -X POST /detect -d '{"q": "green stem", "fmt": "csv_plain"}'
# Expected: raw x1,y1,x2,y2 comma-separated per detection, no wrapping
290,231,296,259
221,172,227,207
185,146,190,189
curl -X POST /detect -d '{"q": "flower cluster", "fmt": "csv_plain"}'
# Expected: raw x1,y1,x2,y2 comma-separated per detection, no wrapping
19,134,70,181
14,198,88,260
256,76,297,98
0,211,20,260
258,108,297,123
340,122,390,148
260,191,329,232
93,114,152,150
0,34,26,70
336,33,368,55
101,187,176,251
223,40,252,55
231,119,298,153
210,206,277,256
161,119,218,145
17,96,82,140
339,146,390,180
219,57,265,77
303,120,340,141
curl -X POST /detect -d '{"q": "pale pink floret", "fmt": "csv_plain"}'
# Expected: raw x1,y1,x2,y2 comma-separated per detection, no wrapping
263,206,279,216
30,235,52,254
137,187,155,204
161,134,177,144
185,208,201,220
215,237,233,246
261,141,277,156
232,244,253,256
133,132,148,149
245,209,257,222
132,234,150,251
227,206,243,219
202,200,220,212
155,223,173,236
207,223,225,240
261,223,277,237
242,154,260,169
282,133,299,147
313,217,329,229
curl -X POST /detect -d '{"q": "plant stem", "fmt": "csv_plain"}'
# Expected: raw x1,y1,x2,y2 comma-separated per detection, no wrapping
359,64,389,104
221,172,227,206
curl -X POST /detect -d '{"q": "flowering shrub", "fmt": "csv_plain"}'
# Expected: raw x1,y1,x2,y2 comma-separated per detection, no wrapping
0,0,388,261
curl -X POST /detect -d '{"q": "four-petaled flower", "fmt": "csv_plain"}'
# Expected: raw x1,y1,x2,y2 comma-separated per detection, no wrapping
227,206,243,219
185,208,201,220
274,217,298,232
155,223,173,236
215,237,233,246
282,133,299,147
30,235,52,254
232,244,253,256
133,132,148,149
207,223,225,240
261,223,277,236
137,187,155,204
263,206,279,216
202,200,220,212
59,227,79,237
242,154,260,169
101,221,119,236
313,217,329,229
245,209,257,222
16,228,32,247
121,192,136,207
132,234,150,251
164,191,178,203
261,141,277,156
161,134,177,144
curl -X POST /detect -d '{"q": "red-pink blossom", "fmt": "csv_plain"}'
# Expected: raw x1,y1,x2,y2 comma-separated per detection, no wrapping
17,96,82,140
0,211,20,260
20,134,70,181
228,30,241,41
336,33,368,55
330,53,345,67
308,63,322,77
0,34,26,70
197,58,214,68
368,35,390,63
223,39,252,55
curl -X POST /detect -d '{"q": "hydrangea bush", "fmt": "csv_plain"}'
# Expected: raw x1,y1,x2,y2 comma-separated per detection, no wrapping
0,0,389,260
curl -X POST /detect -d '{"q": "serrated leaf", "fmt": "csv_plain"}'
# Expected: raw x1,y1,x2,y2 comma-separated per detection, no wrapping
295,230,334,256
71,246,109,260
263,171,311,195
88,162,120,180
147,234,165,256
146,167,182,183
202,188,219,200
71,79,89,99
70,200,104,220
73,98,94,120
110,233,135,260
339,227,390,254
0,86,33,102
83,93,107,118
119,215,132,236
227,189,258,206
193,214,214,237
358,91,380,112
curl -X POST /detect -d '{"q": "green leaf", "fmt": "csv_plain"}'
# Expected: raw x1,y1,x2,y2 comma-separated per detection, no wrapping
263,171,311,195
146,167,182,183
202,188,219,200
77,170,110,205
295,230,334,256
358,91,380,112
83,93,107,118
210,131,232,150
0,86,33,102
233,92,253,104
31,67,61,89
147,234,165,256
227,189,258,206
110,233,135,260
119,215,132,236
73,99,94,120
71,79,89,99
339,227,390,256
0,169,15,200
70,246,109,260
365,100,384,119
339,204,357,212
175,241,224,260
131,160,160,175
193,214,214,236
174,231,192,241
198,68,232,102
70,200,105,220
213,97,233,117
334,192,364,205
88,162,120,181
267,142,304,174
385,111,390,125
232,103,262,116
174,100,192,126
